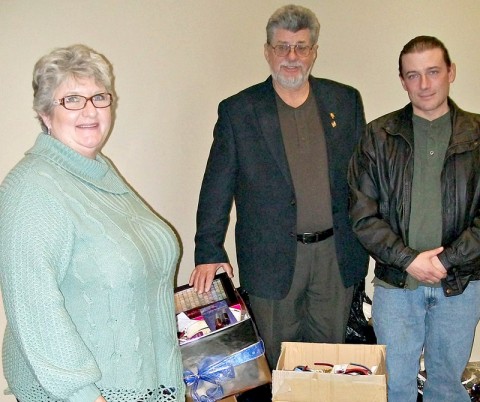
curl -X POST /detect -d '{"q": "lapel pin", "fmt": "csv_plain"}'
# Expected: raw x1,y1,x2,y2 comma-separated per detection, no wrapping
330,112,336,127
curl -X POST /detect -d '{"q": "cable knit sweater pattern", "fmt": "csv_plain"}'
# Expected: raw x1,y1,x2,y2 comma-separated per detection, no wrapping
0,134,185,402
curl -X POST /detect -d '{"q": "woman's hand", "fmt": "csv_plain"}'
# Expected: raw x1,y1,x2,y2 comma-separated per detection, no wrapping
95,396,107,402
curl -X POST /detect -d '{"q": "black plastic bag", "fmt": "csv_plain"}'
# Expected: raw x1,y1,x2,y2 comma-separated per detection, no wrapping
345,279,377,344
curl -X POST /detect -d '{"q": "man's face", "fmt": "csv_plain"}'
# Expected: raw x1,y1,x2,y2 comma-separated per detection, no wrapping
264,28,317,91
400,48,456,120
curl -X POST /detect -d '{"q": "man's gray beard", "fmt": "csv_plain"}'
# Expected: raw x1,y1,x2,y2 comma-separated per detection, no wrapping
271,65,312,90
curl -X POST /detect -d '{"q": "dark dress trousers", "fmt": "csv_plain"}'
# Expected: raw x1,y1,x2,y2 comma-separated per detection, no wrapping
195,76,368,300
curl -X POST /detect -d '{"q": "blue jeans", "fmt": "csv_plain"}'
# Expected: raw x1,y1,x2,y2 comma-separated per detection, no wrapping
372,281,480,402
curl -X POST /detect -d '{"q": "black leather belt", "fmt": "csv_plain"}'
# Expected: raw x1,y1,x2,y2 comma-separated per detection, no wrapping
296,228,334,244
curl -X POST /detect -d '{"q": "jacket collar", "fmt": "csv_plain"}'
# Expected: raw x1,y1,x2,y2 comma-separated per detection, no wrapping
382,103,415,146
383,98,480,149
449,98,480,141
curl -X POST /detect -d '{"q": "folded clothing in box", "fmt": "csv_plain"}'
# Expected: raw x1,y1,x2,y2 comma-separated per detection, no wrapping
175,273,271,401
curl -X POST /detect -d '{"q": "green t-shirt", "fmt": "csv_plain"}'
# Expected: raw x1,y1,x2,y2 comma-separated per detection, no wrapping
375,111,451,290
406,112,451,289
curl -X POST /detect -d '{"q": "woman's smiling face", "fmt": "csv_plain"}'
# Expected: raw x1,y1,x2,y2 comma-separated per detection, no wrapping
41,76,112,159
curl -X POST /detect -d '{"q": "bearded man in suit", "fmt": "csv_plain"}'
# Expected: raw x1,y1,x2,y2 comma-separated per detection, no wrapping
190,4,368,369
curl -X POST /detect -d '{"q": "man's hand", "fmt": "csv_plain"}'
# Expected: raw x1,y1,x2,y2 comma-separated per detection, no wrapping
405,247,447,284
189,263,234,293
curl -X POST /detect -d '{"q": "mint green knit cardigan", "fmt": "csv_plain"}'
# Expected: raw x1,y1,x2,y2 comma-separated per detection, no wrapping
0,134,185,402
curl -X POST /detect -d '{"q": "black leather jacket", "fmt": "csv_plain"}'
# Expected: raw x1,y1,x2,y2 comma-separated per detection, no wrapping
348,99,480,296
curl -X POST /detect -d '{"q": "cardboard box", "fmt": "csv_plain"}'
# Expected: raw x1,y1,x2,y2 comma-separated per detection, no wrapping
272,342,387,402
175,274,271,401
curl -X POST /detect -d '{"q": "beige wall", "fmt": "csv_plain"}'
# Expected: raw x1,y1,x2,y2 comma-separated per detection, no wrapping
0,1,479,399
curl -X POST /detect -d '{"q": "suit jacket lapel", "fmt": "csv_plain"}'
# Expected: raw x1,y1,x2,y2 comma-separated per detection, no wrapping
311,78,342,180
253,78,293,188
311,79,334,147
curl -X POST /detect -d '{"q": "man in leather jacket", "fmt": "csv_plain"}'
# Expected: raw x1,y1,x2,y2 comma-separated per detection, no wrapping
348,36,480,402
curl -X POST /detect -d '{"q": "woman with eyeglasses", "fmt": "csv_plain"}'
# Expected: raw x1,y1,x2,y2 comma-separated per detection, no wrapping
0,44,185,402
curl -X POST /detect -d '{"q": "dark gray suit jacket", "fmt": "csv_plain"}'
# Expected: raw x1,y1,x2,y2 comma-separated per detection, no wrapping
195,76,368,299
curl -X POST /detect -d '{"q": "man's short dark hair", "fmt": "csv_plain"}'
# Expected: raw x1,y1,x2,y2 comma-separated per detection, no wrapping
399,36,452,76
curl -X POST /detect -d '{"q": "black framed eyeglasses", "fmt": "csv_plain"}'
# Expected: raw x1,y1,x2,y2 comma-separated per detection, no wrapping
269,43,314,57
53,92,113,110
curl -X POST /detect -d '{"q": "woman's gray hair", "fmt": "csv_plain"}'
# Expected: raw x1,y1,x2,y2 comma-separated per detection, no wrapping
266,4,320,45
32,44,114,132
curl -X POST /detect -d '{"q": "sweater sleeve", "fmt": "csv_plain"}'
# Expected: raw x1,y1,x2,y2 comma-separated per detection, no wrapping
0,177,102,401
